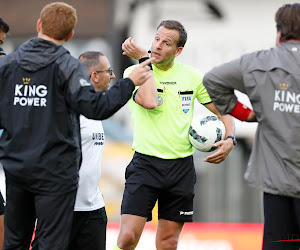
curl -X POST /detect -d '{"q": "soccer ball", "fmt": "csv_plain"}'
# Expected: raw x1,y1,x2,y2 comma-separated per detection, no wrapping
189,114,226,152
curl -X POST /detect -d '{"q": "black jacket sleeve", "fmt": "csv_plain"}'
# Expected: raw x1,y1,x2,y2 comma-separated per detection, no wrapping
70,78,135,120
62,57,135,120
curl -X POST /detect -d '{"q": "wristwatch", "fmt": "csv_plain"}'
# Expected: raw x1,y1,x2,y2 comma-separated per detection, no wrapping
226,136,237,146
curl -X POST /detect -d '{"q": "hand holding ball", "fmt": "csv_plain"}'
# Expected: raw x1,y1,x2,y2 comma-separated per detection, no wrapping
189,114,226,152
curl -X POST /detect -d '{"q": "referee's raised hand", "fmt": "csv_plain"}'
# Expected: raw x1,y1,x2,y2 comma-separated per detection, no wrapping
122,37,148,60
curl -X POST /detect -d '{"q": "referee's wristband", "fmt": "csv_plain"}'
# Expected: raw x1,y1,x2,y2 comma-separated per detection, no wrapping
139,57,153,70
226,136,237,146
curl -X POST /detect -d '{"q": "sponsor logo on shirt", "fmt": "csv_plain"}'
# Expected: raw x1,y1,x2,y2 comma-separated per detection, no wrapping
160,81,177,85
13,77,48,107
92,132,105,146
273,83,300,113
80,79,91,87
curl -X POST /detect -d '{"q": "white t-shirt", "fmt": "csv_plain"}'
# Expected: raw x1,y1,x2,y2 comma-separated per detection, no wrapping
74,115,105,211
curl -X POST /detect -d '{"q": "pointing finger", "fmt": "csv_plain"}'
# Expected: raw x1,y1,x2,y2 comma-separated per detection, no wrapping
139,57,155,67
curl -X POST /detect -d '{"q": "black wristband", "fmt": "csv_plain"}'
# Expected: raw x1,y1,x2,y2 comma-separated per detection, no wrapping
138,57,153,70
226,136,237,146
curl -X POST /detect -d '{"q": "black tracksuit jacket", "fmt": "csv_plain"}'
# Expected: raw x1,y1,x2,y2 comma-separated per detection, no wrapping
0,38,135,195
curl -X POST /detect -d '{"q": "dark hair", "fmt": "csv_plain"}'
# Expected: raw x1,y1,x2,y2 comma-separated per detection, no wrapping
157,20,187,47
275,3,300,42
0,18,9,33
78,51,104,70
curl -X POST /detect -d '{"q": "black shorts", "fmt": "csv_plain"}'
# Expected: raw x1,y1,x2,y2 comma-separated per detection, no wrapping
263,192,300,250
0,191,4,215
121,152,196,222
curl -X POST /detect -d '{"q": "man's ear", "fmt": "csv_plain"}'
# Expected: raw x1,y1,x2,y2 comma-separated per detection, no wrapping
37,19,42,33
90,72,98,83
175,47,183,57
65,30,74,42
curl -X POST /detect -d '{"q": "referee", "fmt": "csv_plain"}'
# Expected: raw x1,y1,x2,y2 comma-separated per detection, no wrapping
114,20,235,250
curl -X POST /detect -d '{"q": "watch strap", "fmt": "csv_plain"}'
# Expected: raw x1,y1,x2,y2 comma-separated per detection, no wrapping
226,136,237,146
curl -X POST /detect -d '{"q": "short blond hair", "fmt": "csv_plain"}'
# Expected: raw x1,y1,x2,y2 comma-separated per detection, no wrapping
40,2,77,40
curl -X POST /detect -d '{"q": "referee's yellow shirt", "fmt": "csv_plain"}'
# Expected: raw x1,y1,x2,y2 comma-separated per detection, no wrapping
124,60,211,159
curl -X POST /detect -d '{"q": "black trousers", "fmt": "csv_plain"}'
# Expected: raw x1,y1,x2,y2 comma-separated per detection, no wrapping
4,179,77,250
67,207,107,250
263,192,300,250
32,207,107,250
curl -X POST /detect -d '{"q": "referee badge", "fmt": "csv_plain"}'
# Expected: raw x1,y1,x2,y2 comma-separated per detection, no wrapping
158,95,163,106
179,93,193,113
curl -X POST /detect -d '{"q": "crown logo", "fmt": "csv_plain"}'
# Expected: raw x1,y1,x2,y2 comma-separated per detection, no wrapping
23,77,31,84
279,83,288,90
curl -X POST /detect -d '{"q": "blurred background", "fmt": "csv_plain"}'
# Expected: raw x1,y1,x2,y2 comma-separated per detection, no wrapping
0,0,292,249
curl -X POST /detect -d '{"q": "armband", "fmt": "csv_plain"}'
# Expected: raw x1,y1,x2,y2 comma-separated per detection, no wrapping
230,101,252,121
138,57,153,70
